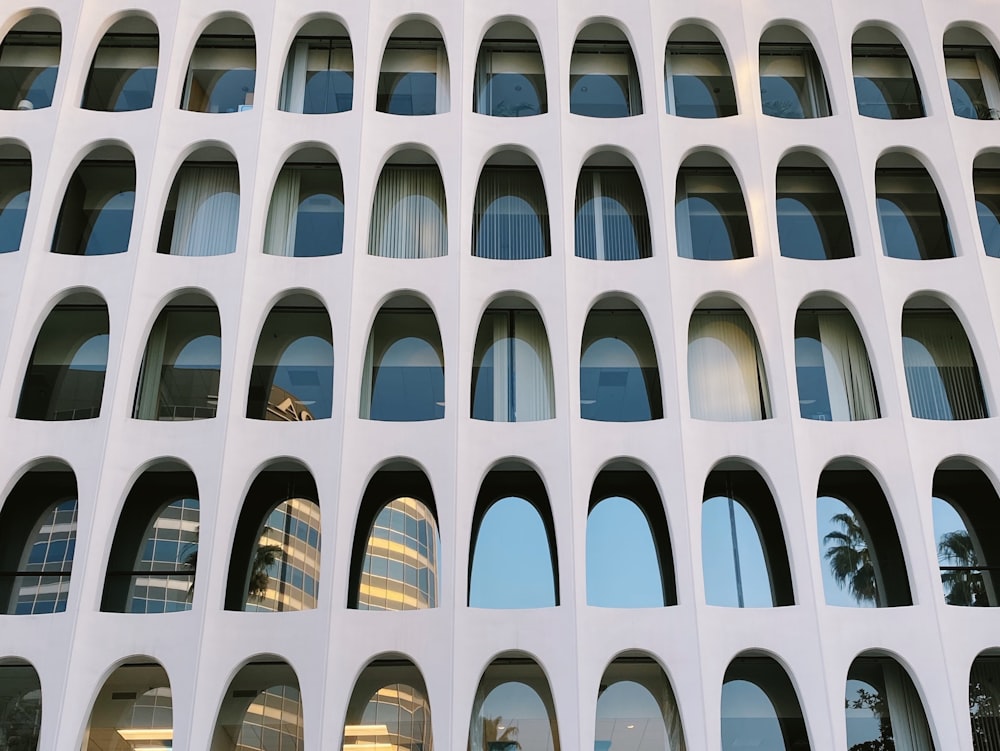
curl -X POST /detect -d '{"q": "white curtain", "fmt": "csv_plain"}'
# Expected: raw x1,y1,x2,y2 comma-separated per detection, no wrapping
688,312,771,421
474,168,549,259
513,311,555,422
263,169,301,256
136,317,168,419
576,170,650,260
368,166,447,258
883,662,934,751
490,313,510,422
168,167,240,256
902,313,987,420
817,313,880,421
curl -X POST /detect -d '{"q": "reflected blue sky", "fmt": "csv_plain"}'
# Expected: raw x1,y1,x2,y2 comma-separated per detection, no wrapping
587,497,662,607
702,496,772,607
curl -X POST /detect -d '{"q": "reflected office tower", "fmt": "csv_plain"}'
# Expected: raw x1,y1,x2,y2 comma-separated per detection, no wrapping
358,497,439,611
244,498,322,613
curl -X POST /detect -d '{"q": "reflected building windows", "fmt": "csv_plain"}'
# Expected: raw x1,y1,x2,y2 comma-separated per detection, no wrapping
264,160,344,257
846,656,934,750
474,25,546,116
0,19,61,110
215,662,303,751
596,656,685,750
343,660,432,750
182,22,256,113
280,23,353,114
574,166,651,261
776,162,854,260
243,499,322,613
82,21,158,111
665,31,737,118
83,663,172,751
377,23,449,116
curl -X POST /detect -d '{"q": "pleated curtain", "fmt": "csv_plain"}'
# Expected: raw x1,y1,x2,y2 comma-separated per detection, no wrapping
476,310,554,421
168,167,240,256
688,312,771,421
473,167,549,259
970,659,1000,750
575,170,651,260
263,169,302,257
135,317,168,419
816,312,880,420
902,312,987,420
883,662,934,751
368,166,447,258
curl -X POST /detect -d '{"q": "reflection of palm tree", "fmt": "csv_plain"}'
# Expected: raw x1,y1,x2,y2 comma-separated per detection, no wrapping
846,687,892,751
824,512,879,605
0,691,41,751
482,716,519,750
248,542,283,601
939,530,985,606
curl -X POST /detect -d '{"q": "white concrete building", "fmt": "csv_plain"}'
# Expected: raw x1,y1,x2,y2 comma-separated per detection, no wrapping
1,0,1000,749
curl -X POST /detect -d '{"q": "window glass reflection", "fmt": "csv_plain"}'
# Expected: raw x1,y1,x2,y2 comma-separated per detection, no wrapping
703,495,773,607
84,664,172,751
722,658,810,751
158,164,240,256
281,36,353,114
369,165,447,259
876,168,953,260
363,309,444,421
377,44,448,115
476,42,546,116
182,34,256,113
575,168,651,261
0,160,30,253
759,45,830,118
470,661,559,751
346,682,432,750
688,311,771,422
265,164,344,257
83,32,158,111
846,657,933,750
215,663,304,751
9,499,77,614
933,497,988,607
243,498,321,613
52,161,135,256
124,498,199,613
974,169,1000,258
581,310,662,422
0,28,60,110
776,167,853,259
816,496,879,607
852,46,924,119
675,169,753,260
944,47,1000,120
587,497,663,607
474,166,549,260
666,43,737,118
0,662,41,749
570,43,641,117
596,658,685,751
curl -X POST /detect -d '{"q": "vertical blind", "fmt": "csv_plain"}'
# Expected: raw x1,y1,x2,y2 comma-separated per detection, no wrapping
473,167,549,259
368,166,447,258
971,657,1000,751
167,166,239,256
473,310,555,421
575,169,651,260
688,311,771,421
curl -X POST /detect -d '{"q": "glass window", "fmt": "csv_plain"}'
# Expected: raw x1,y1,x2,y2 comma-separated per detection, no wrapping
580,308,662,421
243,498,322,613
473,165,549,260
470,497,555,609
472,308,555,422
83,664,172,751
7,498,78,615
247,306,333,421
215,663,303,751
665,40,737,118
587,497,663,606
794,309,879,421
280,33,353,114
702,495,773,607
121,498,199,613
852,43,924,119
575,167,651,260
570,41,642,117
134,306,221,421
369,165,447,258
846,657,934,750
776,166,853,259
876,167,953,260
264,162,344,257
475,38,546,117
358,497,439,611
344,664,432,750
362,307,444,421
974,168,1000,258
759,44,831,118
722,657,810,750
18,303,109,421
0,24,60,110
817,496,881,608
182,29,256,113
51,160,135,255
933,496,989,607
675,167,753,260
902,309,987,420
469,658,559,751
0,662,41,750
0,158,30,253
82,29,158,111
377,39,449,115
970,655,1000,747
688,310,771,421
945,46,1000,120
158,163,240,256
596,657,685,750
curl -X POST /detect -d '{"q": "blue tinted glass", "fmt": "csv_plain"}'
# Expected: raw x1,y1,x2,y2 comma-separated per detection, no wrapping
482,73,542,116
83,191,134,255
24,66,57,109
977,200,1000,257
114,68,157,111
760,76,805,118
0,190,28,252
671,76,718,117
304,70,353,113
854,77,892,119
207,69,255,113
385,72,437,115
949,78,980,119
877,197,921,259
795,335,833,420
294,193,344,257
776,197,828,260
570,74,630,117
587,497,663,606
702,496,773,607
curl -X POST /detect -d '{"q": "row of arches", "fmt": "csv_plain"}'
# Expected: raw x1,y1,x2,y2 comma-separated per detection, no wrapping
6,143,1000,262
6,12,1000,123
15,289,990,425
4,648,999,749
3,456,998,615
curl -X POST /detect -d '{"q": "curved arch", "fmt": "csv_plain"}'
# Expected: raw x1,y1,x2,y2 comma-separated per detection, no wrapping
571,22,641,118
676,152,753,260
377,19,449,115
343,656,432,749
0,15,61,111
474,20,547,117
264,148,344,257
596,653,686,749
575,152,651,261
82,16,158,112
214,659,303,751
776,151,854,260
665,24,737,118
181,18,256,113
722,653,810,749
852,25,925,119
368,155,447,259
83,659,172,750
845,652,934,749
0,143,30,253
469,654,561,751
157,146,240,257
473,151,549,259
0,658,41,750
279,17,353,114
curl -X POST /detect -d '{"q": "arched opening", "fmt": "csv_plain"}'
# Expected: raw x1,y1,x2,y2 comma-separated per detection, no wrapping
377,20,449,115
247,295,333,421
722,655,810,750
777,152,853,260
676,153,753,260
473,151,549,260
575,152,651,261
969,651,1000,747
82,16,158,111
596,654,685,750
876,154,953,260
343,657,432,749
943,27,1000,120
469,655,560,751
0,15,61,110
852,27,924,119
369,150,446,259
213,660,303,750
665,26,737,118
182,18,256,113
845,654,934,749
974,153,1000,258
157,147,240,257
280,18,352,114
264,148,344,257
0,144,31,253
83,661,172,750
0,659,41,748
759,26,830,118
570,23,641,117
474,21,546,117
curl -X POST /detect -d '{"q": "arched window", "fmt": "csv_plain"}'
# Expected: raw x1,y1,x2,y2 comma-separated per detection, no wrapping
82,17,158,111
51,149,135,256
474,22,546,116
581,304,662,421
101,465,199,613
846,655,934,749
369,157,447,259
469,656,560,751
472,303,554,422
215,661,303,751
759,26,830,118
157,150,240,256
973,155,1000,258
343,658,432,749
816,465,911,608
722,656,810,750
575,158,651,261
473,156,549,260
0,660,41,749
377,21,449,115
794,305,879,421
943,28,1000,120
852,28,924,119
932,463,1000,608
0,467,77,614
902,304,987,420
226,469,321,612
470,466,557,608
361,300,445,421
702,467,793,607
688,307,771,421
665,27,737,118
969,653,1000,747
83,662,171,750
675,156,753,260
264,151,344,257
18,297,109,420
596,655,685,750
777,153,853,260
280,19,353,114
0,148,31,253
570,24,641,117
247,299,333,421
134,298,221,421
876,155,953,260
0,16,61,110
182,19,255,113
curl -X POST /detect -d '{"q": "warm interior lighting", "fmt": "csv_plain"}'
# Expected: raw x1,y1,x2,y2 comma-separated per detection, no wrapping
343,724,390,736
342,744,393,750
117,728,173,741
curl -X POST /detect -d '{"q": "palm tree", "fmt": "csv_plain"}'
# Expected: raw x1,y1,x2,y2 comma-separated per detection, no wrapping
938,530,986,606
481,716,519,750
824,511,879,606
248,542,283,601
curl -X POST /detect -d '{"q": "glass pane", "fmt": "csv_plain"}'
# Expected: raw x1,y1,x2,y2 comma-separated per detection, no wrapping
359,497,439,611
575,169,651,261
570,73,630,117
126,498,199,613
817,496,879,607
0,160,30,252
474,167,549,260
676,170,753,260
722,659,809,751
876,169,952,260
52,162,136,255
82,34,158,111
688,311,771,421
580,310,661,422
472,310,554,422
0,32,60,110
235,685,303,750
471,674,558,751
369,166,447,259
933,497,987,606
702,496,772,607
587,497,663,606
10,499,77,614
0,664,41,748
346,682,432,749
776,168,853,259
282,38,353,114
970,656,1000,747
853,49,924,119
85,665,172,750
244,498,321,612
366,310,444,421
667,49,738,118
184,38,255,112
846,658,933,750
378,66,439,115
264,165,344,257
